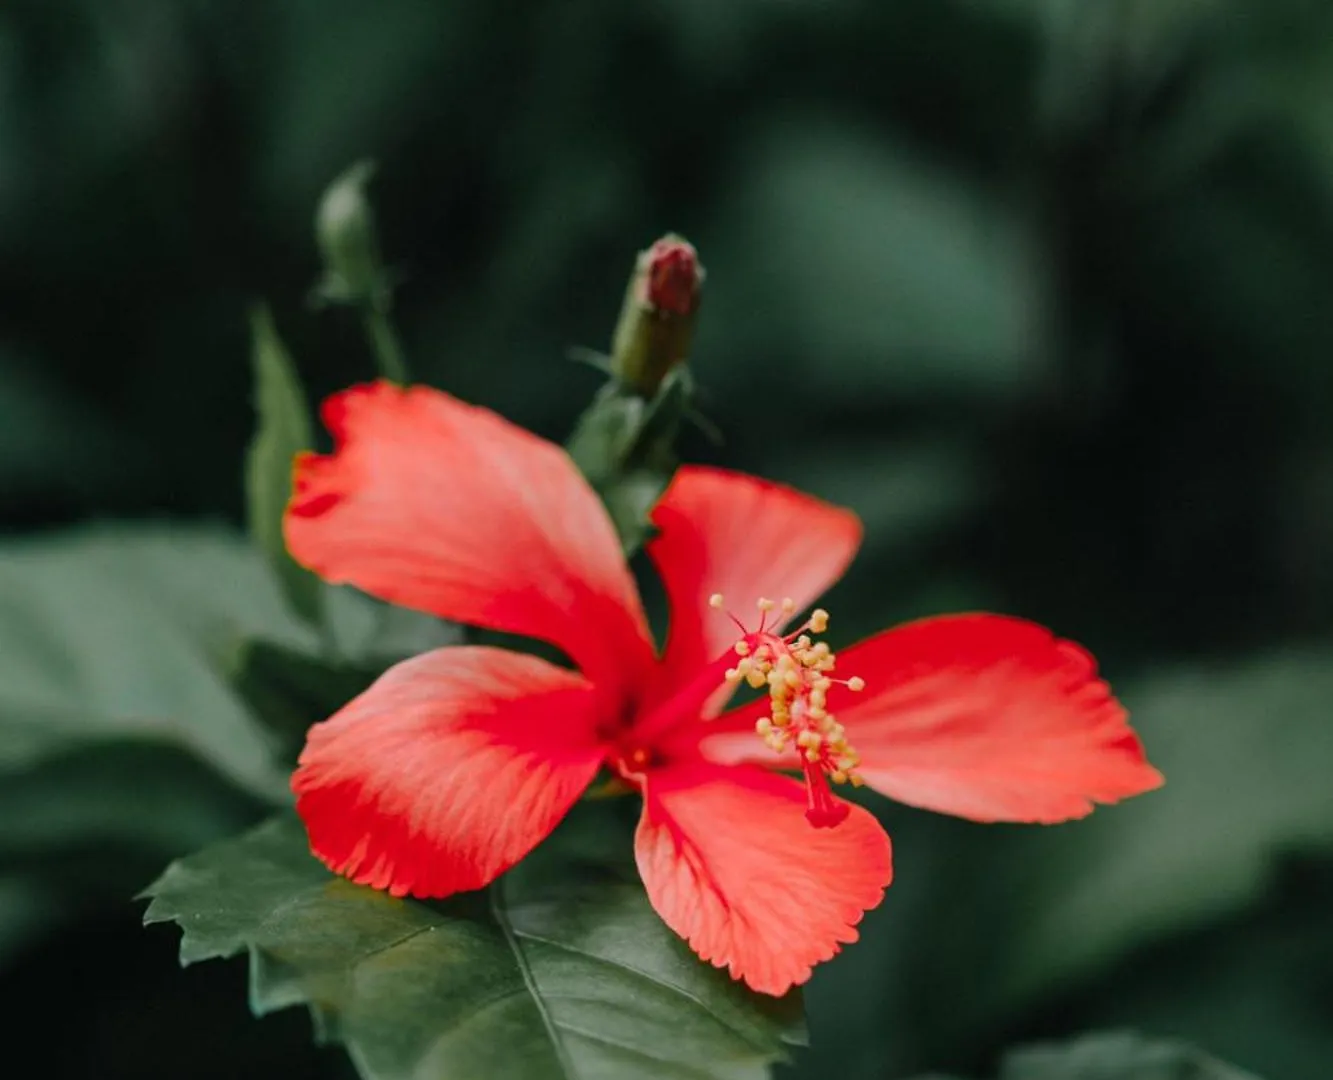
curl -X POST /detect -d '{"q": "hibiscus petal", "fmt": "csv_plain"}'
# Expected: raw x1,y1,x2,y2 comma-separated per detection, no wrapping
293,646,607,898
823,614,1161,823
646,466,861,706
286,381,654,697
635,762,891,996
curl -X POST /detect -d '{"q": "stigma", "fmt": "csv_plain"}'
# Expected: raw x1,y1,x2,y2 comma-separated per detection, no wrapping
712,594,866,828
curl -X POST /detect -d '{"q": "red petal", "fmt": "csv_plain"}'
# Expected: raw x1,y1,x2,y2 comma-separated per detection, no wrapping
293,646,606,898
286,382,654,699
646,467,861,709
828,614,1161,822
634,762,891,996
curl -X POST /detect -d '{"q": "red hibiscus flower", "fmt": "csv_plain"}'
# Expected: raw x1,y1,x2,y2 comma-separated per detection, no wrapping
285,381,1163,995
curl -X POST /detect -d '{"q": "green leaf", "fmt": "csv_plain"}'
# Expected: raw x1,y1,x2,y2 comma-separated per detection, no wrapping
993,648,1333,1006
0,522,420,887
0,731,263,867
143,810,805,1080
246,305,326,630
0,521,460,838
997,1031,1262,1080
0,523,463,945
225,638,384,765
0,526,312,801
907,1031,1263,1080
1044,852,1333,1080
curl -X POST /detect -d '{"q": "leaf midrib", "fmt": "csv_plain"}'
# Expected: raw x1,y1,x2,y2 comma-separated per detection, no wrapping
511,926,773,1055
491,881,579,1079
149,817,796,1080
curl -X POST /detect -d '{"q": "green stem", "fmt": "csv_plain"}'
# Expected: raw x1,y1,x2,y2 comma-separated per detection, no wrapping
362,306,411,383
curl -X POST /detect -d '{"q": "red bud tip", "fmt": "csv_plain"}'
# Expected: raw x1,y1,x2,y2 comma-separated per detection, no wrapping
642,236,701,316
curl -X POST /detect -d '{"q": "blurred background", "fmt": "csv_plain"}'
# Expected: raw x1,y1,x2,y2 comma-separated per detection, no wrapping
2,0,1332,1077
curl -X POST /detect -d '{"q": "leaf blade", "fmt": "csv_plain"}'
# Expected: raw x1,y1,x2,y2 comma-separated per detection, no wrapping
999,1031,1264,1080
143,811,803,1080
245,305,326,629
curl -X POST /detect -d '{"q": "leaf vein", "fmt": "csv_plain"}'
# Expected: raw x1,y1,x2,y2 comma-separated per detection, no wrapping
514,929,768,1052
555,1021,736,1080
492,883,578,1079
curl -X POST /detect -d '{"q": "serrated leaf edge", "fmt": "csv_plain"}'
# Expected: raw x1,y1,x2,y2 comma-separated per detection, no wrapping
141,818,802,1077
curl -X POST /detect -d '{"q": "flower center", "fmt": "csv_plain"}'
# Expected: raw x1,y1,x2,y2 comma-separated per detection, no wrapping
606,744,657,787
710,594,866,828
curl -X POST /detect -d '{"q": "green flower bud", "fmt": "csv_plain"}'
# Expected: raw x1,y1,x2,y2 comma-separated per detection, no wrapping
314,160,390,311
609,234,704,396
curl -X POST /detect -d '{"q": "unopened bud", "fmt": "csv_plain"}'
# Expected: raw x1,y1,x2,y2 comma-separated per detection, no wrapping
610,234,703,395
314,160,390,311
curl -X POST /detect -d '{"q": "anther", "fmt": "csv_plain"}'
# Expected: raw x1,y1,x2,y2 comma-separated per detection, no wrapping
722,593,865,821
709,593,725,609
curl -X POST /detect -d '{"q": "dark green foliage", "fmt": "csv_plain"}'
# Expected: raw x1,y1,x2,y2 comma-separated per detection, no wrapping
911,1030,1263,1079
143,810,805,1080
224,639,385,765
566,365,696,555
2,0,1332,1077
246,306,326,630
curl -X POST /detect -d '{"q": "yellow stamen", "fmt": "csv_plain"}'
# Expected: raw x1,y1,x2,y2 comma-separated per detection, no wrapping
713,592,866,809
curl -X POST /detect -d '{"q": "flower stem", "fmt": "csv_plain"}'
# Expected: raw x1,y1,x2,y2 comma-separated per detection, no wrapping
362,306,410,383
